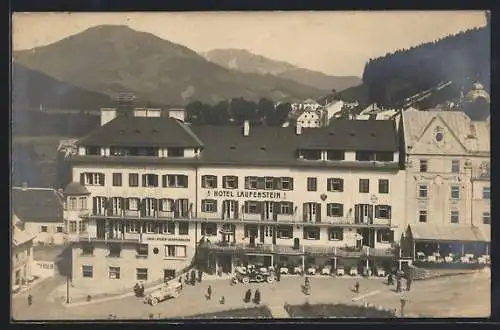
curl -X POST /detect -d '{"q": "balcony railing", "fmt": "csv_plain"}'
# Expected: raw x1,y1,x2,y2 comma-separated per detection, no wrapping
205,241,395,258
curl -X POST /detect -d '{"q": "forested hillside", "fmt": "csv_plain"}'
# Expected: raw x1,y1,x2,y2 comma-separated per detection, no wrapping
361,26,490,107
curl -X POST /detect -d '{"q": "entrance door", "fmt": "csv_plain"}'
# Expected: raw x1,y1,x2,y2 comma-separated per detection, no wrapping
223,200,237,219
303,203,316,222
263,226,274,244
263,202,274,221
164,269,176,281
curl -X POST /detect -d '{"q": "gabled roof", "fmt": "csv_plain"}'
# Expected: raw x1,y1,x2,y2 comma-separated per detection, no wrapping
402,109,490,153
12,223,35,247
11,187,64,223
408,224,488,242
77,116,203,148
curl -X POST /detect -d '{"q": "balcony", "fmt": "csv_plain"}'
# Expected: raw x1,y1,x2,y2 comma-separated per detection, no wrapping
86,210,191,220
77,231,141,243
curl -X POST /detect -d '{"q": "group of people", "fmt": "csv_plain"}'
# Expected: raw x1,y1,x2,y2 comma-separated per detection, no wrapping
387,272,412,293
182,269,204,286
205,285,262,305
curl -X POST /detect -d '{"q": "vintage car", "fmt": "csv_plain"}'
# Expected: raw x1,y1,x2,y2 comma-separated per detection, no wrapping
144,281,183,306
234,265,275,284
336,266,345,276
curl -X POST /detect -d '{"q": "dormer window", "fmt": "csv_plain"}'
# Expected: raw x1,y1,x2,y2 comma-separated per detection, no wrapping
168,148,184,157
327,150,344,161
300,150,321,160
85,146,100,156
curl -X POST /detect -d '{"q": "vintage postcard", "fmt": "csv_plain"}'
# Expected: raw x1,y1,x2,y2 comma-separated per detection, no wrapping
11,11,490,320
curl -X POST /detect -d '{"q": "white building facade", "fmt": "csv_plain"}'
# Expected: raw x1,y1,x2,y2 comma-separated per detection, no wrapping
67,109,405,287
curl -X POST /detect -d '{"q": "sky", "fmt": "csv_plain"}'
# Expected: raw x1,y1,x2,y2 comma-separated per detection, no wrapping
12,11,486,77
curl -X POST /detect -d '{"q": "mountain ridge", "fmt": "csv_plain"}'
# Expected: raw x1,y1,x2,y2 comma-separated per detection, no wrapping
202,48,362,92
13,25,327,106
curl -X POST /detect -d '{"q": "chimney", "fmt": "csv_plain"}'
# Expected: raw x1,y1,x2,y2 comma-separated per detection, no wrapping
243,120,250,137
100,107,117,126
296,124,302,135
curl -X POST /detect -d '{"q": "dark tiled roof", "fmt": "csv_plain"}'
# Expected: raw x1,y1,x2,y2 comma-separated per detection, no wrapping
191,125,300,165
11,187,64,223
63,182,90,196
298,120,398,151
77,116,203,148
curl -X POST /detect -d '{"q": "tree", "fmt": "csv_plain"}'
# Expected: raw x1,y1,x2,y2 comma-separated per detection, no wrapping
256,98,275,123
230,98,258,124
186,101,205,124
267,102,291,126
208,101,231,125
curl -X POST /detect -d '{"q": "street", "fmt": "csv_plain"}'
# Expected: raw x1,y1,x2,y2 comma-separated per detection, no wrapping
12,270,490,320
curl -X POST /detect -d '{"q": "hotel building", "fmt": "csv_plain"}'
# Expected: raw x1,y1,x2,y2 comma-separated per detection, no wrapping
67,107,405,287
399,109,490,259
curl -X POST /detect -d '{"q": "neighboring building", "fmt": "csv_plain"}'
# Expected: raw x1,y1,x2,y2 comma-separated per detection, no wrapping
324,100,344,122
291,98,322,112
11,186,66,245
399,109,490,259
293,108,326,128
67,108,404,287
11,213,35,292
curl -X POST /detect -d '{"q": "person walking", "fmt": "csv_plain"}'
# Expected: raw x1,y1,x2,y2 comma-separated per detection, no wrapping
198,270,203,283
253,289,261,305
406,277,412,292
244,289,252,303
27,293,32,306
190,270,197,286
388,273,393,286
354,281,360,294
207,285,212,300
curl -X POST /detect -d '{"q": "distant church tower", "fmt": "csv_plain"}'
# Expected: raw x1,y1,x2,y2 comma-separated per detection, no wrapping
463,81,490,121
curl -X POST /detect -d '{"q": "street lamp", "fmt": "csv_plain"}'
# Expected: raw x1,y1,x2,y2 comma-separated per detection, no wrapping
66,274,70,304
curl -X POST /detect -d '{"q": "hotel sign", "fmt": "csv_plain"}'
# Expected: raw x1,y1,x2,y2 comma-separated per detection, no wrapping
144,236,191,243
208,190,285,199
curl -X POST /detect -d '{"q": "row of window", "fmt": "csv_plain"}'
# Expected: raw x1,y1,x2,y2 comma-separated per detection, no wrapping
81,243,187,259
40,225,64,233
92,197,190,216
418,159,464,173
418,184,490,200
81,173,189,188
85,146,187,158
298,150,394,162
97,220,190,235
202,222,394,243
418,210,490,224
200,200,391,219
79,172,390,194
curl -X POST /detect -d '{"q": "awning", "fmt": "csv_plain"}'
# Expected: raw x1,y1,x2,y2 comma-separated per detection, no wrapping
409,224,489,243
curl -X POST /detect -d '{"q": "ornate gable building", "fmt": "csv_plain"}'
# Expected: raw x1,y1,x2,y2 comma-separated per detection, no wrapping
400,109,490,258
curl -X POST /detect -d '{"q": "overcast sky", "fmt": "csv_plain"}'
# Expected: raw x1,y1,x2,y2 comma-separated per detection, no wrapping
12,11,486,77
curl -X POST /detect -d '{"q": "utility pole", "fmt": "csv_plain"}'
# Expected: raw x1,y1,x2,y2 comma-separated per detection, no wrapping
66,274,70,304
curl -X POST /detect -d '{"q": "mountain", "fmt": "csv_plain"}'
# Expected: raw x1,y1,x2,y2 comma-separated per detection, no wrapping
12,62,112,110
13,25,326,106
203,49,362,92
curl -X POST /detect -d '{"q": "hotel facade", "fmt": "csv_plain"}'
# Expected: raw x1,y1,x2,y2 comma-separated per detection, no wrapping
67,108,405,286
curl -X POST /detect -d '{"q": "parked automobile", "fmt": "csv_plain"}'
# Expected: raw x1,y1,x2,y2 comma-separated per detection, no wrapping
374,266,386,277
144,282,183,306
336,266,345,276
349,267,358,276
234,265,275,284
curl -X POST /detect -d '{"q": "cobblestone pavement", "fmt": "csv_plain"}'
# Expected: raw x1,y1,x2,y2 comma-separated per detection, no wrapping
11,271,490,320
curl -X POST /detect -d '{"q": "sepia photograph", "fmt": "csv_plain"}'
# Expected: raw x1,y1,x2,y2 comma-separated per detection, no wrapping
11,11,490,321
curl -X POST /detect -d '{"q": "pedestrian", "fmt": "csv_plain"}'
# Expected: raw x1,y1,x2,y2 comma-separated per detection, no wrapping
220,296,225,304
244,289,252,303
406,278,412,292
198,269,203,283
253,289,261,304
27,293,32,306
190,270,196,286
388,273,393,286
276,269,281,282
207,285,212,300
185,272,189,284
354,281,360,294
396,278,402,293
